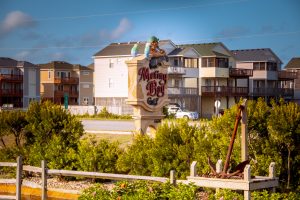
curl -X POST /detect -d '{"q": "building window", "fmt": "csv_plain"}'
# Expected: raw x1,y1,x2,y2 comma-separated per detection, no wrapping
109,78,114,88
253,62,266,70
83,97,89,105
83,84,89,88
48,71,51,79
216,58,228,68
83,71,90,75
174,79,180,87
174,59,179,66
109,59,114,68
267,62,277,71
202,58,215,67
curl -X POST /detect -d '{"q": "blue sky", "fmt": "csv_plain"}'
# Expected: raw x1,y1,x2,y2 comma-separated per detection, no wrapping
0,0,299,67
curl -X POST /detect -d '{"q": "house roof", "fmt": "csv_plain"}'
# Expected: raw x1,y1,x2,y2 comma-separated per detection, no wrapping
0,57,37,68
285,57,300,69
178,43,230,57
93,40,172,57
87,63,94,70
39,61,75,70
231,48,282,63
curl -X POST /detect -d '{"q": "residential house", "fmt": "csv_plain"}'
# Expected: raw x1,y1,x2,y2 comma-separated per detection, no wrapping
231,49,296,102
284,57,300,104
39,61,94,105
0,57,40,108
178,43,252,118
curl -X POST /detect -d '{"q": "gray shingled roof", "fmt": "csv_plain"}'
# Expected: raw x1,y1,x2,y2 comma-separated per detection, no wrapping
231,48,282,63
93,40,172,57
0,57,18,67
285,57,300,69
179,43,229,57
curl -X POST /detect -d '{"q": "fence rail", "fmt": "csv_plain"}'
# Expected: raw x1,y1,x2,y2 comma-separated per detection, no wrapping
0,156,174,200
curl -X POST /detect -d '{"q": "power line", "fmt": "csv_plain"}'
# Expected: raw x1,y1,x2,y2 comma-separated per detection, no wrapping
0,30,299,51
27,0,248,21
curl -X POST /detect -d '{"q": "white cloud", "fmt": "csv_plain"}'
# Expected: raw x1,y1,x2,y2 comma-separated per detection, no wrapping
110,18,132,39
0,11,36,36
99,18,132,40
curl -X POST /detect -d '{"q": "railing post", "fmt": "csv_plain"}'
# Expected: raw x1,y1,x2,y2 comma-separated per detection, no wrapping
170,170,176,186
42,160,47,200
190,161,197,177
269,162,276,193
243,165,251,200
16,156,22,200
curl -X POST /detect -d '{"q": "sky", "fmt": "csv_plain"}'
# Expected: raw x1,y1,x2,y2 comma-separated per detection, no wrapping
0,0,299,68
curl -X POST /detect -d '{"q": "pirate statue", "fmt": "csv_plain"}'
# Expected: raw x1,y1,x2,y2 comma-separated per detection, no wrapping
144,36,169,69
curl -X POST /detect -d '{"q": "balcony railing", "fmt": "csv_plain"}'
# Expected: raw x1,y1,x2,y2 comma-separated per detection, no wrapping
229,68,253,77
252,88,294,96
167,67,186,75
278,71,297,80
168,87,198,96
54,77,79,84
0,89,23,96
0,74,23,81
201,86,249,96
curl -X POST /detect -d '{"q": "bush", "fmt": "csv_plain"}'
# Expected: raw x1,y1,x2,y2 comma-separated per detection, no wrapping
24,101,84,169
79,181,197,200
77,135,121,173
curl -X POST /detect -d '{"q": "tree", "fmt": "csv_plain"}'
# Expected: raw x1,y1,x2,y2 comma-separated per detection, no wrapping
24,101,84,169
268,100,300,189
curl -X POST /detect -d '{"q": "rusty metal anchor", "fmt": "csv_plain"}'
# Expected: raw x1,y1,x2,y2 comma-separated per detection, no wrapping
208,100,249,178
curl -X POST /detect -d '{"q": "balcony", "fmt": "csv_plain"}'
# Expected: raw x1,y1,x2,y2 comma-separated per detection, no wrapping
167,67,186,75
252,88,294,97
229,68,253,77
168,87,198,96
0,74,23,82
54,77,79,84
278,71,297,80
0,89,23,96
201,86,249,96
200,67,229,78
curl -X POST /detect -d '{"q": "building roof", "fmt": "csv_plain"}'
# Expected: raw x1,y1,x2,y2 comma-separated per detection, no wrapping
93,40,172,57
87,63,94,70
285,57,300,69
0,57,37,68
0,57,18,67
38,61,75,69
231,48,282,63
178,43,230,57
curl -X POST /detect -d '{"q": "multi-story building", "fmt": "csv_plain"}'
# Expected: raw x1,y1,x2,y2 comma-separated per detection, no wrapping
39,61,94,105
231,49,296,102
93,41,253,117
0,57,40,108
284,57,300,104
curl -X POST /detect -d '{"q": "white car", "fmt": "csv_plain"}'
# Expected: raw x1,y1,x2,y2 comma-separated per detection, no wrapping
175,109,199,120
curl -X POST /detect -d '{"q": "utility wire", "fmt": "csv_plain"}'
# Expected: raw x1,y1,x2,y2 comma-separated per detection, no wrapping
0,30,299,51
25,0,248,21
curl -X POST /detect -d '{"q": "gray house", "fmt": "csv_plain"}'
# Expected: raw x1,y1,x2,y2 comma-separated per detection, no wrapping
0,57,40,108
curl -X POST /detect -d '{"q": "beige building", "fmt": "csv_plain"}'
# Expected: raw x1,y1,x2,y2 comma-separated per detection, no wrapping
39,61,94,105
232,49,296,102
284,57,300,104
0,57,40,108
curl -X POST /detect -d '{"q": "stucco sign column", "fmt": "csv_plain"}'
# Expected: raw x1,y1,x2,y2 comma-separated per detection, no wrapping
126,55,170,135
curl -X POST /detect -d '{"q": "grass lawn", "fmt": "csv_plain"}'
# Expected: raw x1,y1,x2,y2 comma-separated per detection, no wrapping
85,133,134,148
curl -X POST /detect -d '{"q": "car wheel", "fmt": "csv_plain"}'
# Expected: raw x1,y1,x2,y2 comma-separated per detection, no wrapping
183,115,189,119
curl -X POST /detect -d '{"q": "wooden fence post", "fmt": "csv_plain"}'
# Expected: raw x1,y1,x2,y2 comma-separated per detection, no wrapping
42,160,47,200
170,170,176,186
190,161,197,177
16,156,22,200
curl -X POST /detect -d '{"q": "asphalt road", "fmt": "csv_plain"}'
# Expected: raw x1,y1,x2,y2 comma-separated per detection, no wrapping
81,119,135,132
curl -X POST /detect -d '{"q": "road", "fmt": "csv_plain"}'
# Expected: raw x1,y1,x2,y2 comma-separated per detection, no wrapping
81,119,135,133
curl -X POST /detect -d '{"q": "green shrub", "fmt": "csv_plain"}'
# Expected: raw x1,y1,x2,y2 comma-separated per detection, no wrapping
252,190,300,200
79,181,197,200
77,135,121,173
208,189,243,200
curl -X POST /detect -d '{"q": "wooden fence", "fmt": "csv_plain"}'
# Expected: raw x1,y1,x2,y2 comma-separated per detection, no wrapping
0,156,175,200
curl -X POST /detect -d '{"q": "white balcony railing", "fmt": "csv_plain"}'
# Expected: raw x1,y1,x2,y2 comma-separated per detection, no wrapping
167,67,186,75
